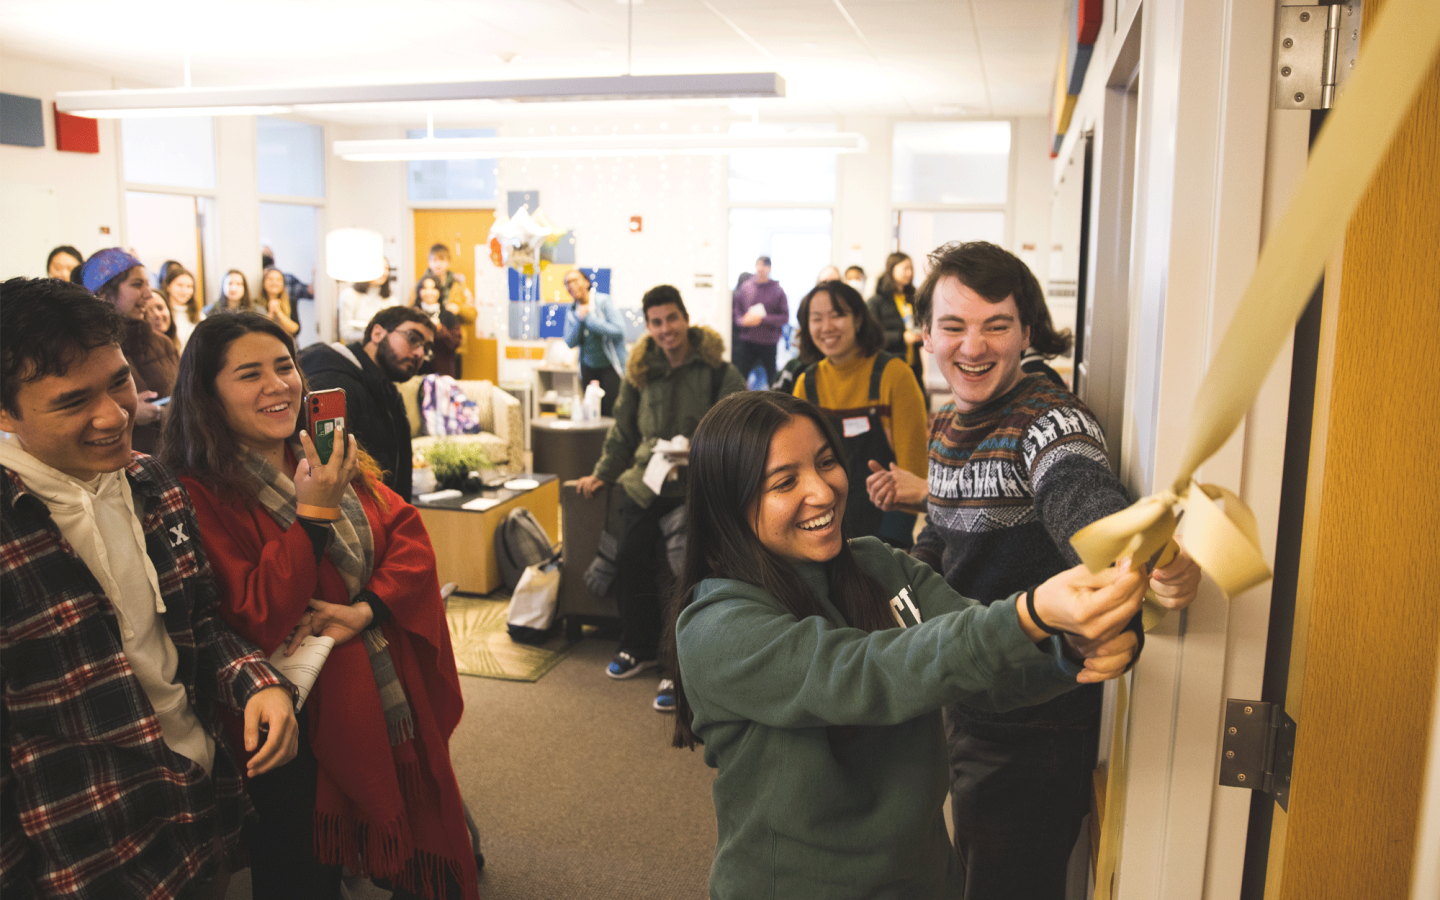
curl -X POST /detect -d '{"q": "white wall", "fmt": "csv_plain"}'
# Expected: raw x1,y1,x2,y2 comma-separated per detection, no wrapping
495,121,731,334
1013,116,1054,291
212,116,261,305
0,54,122,278
836,114,894,286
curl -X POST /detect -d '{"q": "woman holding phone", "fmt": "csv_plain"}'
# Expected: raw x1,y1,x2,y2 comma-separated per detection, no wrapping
667,391,1144,899
161,312,478,900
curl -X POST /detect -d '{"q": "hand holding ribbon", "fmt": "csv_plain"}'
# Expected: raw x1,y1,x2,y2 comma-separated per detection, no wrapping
1072,0,1440,624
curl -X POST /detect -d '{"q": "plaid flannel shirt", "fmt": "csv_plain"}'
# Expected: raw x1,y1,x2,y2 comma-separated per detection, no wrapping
1,454,288,899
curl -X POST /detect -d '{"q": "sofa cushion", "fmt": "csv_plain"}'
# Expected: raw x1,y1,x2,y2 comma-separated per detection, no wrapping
398,376,424,438
457,380,495,433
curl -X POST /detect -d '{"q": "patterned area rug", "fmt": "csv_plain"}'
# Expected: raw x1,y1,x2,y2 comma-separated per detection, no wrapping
444,595,577,682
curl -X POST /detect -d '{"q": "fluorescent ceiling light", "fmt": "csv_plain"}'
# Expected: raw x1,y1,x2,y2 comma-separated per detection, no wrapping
71,105,293,119
333,132,867,161
55,73,785,118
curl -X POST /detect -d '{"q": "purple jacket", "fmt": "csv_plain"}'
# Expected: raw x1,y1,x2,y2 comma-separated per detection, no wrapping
733,279,788,347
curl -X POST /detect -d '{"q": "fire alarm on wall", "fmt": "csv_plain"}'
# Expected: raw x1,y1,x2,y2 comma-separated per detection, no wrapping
628,216,643,233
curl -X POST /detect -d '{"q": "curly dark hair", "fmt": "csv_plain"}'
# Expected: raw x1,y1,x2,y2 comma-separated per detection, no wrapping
1,277,125,416
914,241,1073,357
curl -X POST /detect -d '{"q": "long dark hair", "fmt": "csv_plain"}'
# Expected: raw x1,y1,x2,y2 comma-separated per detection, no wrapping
667,391,896,750
218,269,254,311
92,263,179,381
354,260,392,300
413,274,441,309
160,312,383,504
795,280,885,364
876,251,915,299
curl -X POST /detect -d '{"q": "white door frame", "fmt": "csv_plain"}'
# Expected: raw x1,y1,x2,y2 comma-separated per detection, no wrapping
1061,0,1310,896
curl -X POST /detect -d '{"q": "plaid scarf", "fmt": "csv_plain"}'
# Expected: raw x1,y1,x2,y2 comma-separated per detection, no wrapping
244,445,415,745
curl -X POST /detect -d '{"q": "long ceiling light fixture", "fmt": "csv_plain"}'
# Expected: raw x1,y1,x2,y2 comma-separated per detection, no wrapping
54,73,785,118
333,131,866,161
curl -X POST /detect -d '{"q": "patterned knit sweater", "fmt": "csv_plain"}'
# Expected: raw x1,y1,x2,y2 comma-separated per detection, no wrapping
913,374,1129,725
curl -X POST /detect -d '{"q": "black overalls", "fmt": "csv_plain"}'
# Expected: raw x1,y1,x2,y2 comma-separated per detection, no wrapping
802,352,915,547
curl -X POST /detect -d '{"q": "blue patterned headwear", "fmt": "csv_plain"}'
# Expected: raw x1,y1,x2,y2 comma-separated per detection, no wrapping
79,248,143,293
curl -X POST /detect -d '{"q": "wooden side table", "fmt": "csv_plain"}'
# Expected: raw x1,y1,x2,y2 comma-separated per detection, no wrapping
414,474,558,596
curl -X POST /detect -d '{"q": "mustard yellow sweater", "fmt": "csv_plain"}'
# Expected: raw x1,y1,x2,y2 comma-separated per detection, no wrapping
794,353,928,478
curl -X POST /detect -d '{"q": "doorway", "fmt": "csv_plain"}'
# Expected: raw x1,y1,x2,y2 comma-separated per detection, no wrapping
124,190,217,305
414,208,499,382
727,207,833,376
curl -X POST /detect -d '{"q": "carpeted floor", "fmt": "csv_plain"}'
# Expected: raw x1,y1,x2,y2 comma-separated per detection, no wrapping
227,635,718,900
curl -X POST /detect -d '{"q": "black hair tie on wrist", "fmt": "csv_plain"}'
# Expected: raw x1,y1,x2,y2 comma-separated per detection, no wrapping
1025,586,1067,636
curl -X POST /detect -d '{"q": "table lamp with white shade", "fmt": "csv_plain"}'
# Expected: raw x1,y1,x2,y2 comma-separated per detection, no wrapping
324,228,385,343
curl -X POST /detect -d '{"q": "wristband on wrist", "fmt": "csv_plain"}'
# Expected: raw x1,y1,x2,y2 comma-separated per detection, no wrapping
1025,586,1067,637
296,503,342,521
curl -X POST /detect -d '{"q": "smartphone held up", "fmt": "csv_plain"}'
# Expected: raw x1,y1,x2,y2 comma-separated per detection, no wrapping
307,388,346,464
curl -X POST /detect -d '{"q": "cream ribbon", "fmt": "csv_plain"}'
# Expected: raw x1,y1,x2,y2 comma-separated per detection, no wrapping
1083,0,1440,896
1073,0,1440,607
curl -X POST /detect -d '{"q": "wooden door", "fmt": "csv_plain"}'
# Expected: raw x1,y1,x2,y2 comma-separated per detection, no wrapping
414,209,498,382
1263,1,1440,895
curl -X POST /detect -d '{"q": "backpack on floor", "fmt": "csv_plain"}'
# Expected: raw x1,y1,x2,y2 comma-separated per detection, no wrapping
494,507,558,592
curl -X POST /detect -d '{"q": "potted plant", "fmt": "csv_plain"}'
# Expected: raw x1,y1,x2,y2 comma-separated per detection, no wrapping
420,439,496,492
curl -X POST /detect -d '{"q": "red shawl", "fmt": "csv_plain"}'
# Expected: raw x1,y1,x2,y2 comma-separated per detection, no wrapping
183,475,478,900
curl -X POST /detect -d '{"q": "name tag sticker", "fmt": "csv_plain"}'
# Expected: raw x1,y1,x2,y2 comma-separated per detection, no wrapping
842,416,870,438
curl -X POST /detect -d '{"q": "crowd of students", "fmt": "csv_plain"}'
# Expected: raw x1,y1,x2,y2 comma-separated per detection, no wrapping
4,237,1205,900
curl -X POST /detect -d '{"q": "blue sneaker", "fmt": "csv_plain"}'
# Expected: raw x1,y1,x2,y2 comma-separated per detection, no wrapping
606,651,656,680
654,678,676,713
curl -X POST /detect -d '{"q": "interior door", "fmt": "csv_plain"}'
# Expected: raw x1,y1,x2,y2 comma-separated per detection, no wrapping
125,191,203,295
413,208,498,382
1256,1,1440,895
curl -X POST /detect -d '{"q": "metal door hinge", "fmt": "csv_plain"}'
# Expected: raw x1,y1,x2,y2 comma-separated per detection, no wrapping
1274,2,1362,110
1219,699,1297,811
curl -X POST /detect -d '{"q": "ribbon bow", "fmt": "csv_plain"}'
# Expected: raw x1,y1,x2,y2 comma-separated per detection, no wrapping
1069,0,1440,628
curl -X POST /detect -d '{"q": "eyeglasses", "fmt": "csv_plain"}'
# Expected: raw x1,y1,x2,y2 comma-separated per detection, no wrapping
393,327,434,353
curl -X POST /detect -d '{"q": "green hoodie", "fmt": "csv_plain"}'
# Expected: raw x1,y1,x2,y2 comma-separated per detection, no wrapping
677,537,1083,900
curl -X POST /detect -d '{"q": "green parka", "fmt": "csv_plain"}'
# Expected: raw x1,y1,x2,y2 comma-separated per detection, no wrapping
592,325,745,507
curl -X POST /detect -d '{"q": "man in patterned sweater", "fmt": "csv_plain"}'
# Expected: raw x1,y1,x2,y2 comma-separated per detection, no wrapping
867,242,1199,899
0,278,298,899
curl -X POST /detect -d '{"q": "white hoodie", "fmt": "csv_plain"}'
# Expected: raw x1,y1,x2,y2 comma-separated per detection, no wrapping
0,437,215,773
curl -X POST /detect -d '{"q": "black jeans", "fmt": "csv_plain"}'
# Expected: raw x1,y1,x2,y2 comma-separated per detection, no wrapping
245,709,342,900
613,493,684,666
580,364,621,418
732,340,778,389
945,713,1099,900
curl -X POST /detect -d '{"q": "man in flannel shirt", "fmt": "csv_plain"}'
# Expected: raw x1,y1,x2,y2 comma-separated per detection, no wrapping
866,242,1201,899
0,277,299,898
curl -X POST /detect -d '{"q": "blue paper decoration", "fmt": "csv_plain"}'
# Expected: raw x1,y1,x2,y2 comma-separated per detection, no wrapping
507,267,541,303
581,267,611,295
539,303,566,338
